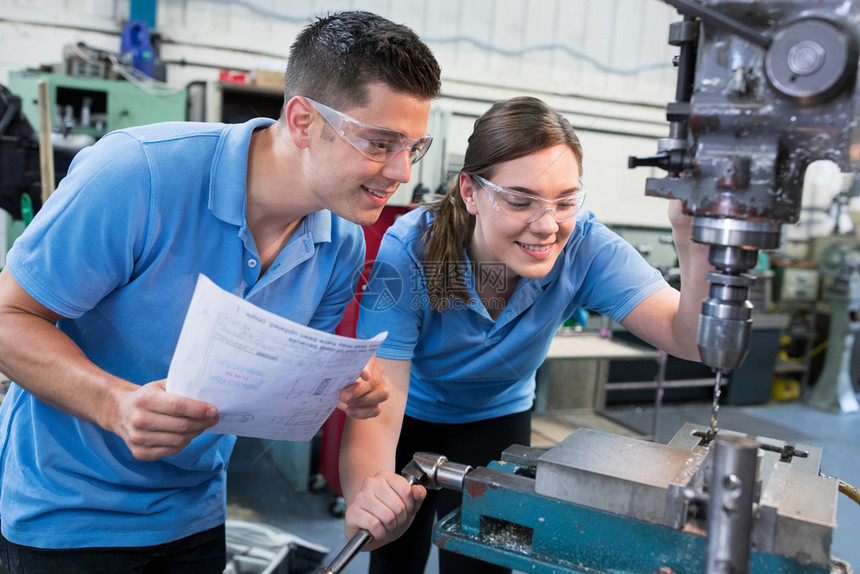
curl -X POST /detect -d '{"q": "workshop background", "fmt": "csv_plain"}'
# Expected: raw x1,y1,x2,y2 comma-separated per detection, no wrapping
1,1,859,573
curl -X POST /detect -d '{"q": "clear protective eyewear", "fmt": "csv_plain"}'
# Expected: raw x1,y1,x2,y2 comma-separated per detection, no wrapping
470,174,586,223
304,98,433,165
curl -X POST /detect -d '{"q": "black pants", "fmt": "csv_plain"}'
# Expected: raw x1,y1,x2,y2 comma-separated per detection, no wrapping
0,523,225,574
369,411,532,574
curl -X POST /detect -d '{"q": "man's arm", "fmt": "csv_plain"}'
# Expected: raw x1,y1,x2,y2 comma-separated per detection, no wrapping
339,356,425,550
0,268,219,460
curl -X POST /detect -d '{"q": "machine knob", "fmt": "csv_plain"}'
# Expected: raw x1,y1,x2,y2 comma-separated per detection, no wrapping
765,18,859,104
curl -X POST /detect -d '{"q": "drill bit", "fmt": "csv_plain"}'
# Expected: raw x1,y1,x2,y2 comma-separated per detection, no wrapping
708,370,724,436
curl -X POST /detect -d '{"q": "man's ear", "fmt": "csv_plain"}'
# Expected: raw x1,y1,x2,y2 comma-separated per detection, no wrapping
282,96,314,149
460,173,478,216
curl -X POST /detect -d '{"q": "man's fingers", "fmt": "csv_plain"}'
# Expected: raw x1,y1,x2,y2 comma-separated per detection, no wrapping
130,407,219,435
135,381,218,421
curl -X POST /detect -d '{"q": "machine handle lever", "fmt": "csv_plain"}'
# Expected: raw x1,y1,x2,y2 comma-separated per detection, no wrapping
661,0,771,49
628,152,670,171
314,453,472,573
314,528,373,574
315,474,417,574
629,149,690,176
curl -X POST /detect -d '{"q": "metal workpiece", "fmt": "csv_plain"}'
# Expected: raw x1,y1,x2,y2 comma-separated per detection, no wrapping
669,422,821,478
670,425,837,569
534,428,697,527
705,435,759,574
668,422,747,450
669,422,821,481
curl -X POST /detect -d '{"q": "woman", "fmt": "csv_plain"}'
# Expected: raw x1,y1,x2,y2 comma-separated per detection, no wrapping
340,96,711,573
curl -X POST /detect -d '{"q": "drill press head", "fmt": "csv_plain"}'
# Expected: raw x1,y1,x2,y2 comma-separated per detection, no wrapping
631,0,860,372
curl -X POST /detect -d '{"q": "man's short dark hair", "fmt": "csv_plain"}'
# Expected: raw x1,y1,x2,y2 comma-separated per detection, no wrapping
284,10,441,110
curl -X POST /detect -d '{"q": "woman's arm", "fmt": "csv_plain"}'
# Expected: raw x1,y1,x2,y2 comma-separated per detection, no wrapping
339,357,426,550
620,200,713,361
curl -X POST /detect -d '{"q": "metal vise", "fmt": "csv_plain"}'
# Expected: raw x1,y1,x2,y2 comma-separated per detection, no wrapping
433,425,846,573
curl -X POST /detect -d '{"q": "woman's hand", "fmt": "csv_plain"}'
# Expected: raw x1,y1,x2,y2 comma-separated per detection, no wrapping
343,470,427,551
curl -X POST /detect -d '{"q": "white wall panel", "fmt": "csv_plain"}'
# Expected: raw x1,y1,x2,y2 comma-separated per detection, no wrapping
0,0,684,226
1,0,119,30
580,132,670,225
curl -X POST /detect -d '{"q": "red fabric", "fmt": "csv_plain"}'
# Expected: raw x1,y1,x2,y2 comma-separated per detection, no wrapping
323,205,411,495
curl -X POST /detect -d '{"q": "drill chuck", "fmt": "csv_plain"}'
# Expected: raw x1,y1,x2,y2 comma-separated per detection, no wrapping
697,271,755,371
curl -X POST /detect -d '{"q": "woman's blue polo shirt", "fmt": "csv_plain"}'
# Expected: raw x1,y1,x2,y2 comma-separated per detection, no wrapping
357,206,666,423
0,119,365,547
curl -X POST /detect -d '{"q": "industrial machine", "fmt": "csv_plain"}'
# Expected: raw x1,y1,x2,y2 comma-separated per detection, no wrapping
809,243,860,412
7,70,186,141
432,425,851,574
629,0,860,386
319,428,854,573
426,1,860,572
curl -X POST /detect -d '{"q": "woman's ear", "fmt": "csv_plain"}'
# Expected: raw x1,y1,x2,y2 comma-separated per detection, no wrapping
282,96,315,149
460,173,479,216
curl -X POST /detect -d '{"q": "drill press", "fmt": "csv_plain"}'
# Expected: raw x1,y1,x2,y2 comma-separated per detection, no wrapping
629,0,860,430
424,4,860,571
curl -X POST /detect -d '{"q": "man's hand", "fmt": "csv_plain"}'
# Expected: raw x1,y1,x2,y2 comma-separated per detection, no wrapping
344,470,426,551
110,379,220,461
338,356,390,419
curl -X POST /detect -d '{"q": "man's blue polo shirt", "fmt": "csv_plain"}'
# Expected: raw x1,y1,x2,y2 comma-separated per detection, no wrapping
0,119,365,547
357,206,666,423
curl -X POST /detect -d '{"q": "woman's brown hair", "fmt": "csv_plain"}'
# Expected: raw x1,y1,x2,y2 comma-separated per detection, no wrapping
421,96,584,311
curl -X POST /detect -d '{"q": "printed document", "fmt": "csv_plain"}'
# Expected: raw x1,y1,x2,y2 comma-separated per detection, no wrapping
166,275,386,441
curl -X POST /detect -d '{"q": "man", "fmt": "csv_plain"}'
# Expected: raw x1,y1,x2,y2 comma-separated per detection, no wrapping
0,10,440,573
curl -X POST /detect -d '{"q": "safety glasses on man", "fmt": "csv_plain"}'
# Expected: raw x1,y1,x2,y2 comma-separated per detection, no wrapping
470,174,586,223
304,98,434,165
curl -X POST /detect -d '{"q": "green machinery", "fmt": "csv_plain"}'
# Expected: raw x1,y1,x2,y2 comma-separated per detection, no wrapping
7,70,187,140
2,71,187,259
